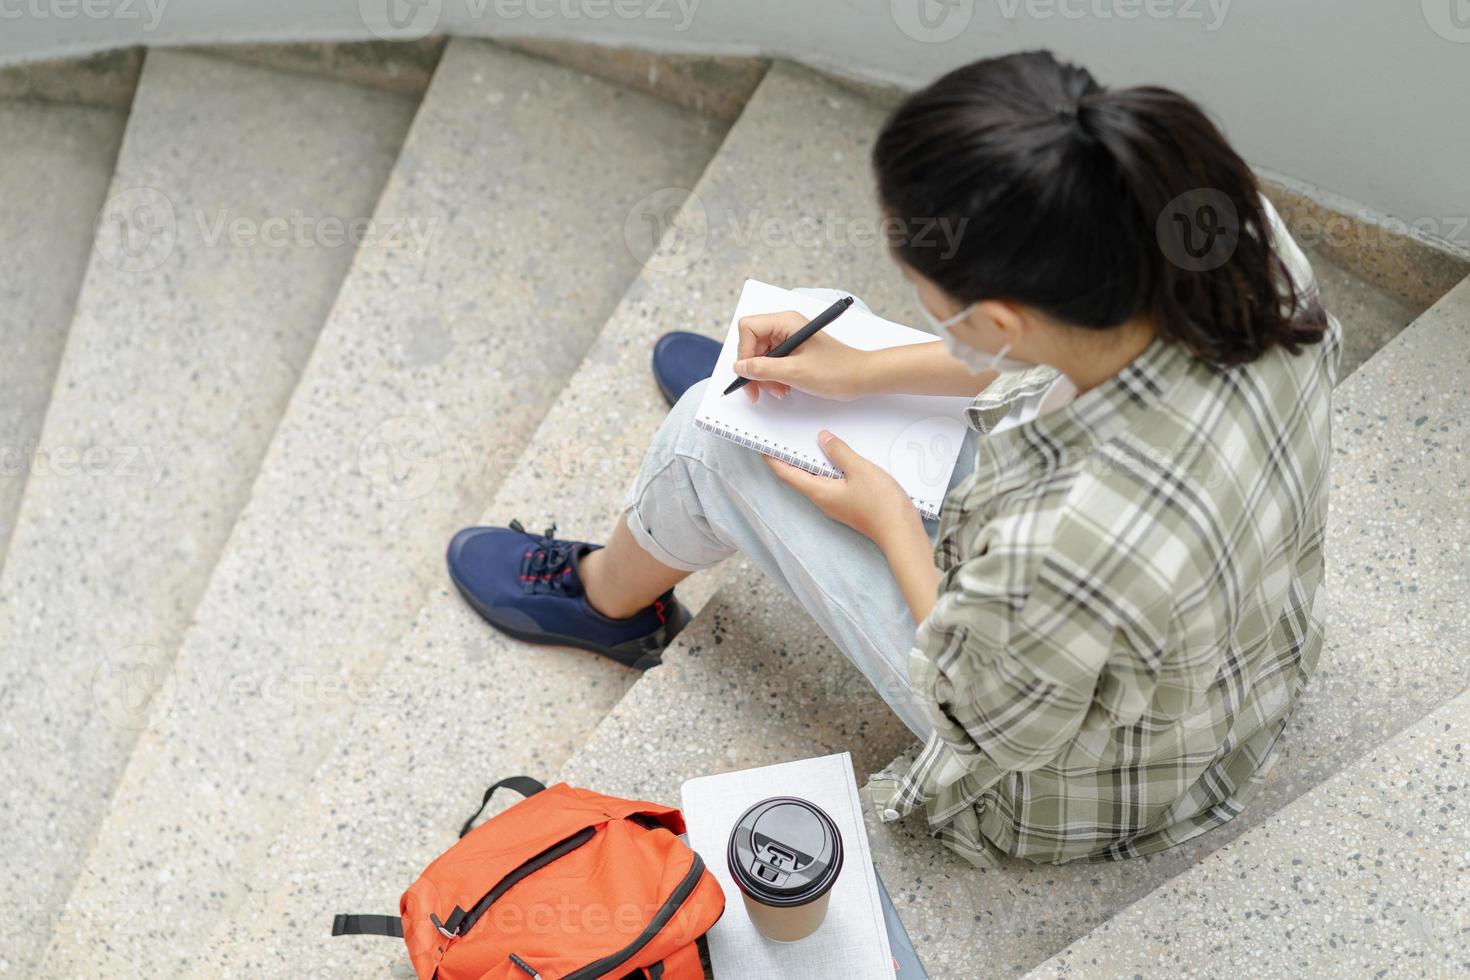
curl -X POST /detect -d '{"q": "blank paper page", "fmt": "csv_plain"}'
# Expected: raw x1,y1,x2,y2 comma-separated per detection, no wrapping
694,280,972,518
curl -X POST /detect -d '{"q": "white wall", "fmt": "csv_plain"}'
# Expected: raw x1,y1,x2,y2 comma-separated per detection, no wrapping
3,0,1467,248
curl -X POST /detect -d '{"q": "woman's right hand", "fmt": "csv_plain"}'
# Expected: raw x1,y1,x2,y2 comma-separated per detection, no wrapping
733,311,876,404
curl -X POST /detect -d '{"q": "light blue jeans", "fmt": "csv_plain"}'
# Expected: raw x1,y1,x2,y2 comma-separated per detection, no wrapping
623,290,977,738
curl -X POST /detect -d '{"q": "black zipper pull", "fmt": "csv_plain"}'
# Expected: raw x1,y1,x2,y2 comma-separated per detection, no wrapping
509,953,543,978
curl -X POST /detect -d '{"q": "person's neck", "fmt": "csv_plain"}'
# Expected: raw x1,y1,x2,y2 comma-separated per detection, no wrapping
1049,315,1158,395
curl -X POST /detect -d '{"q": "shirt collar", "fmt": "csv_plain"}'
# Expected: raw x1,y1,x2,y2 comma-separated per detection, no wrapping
967,336,1187,487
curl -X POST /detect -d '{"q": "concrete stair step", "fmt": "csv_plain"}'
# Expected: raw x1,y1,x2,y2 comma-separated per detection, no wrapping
189,62,913,979
553,274,1470,976
558,559,918,796
1302,242,1420,378
41,38,723,979
1027,687,1470,978
0,50,414,978
0,98,124,563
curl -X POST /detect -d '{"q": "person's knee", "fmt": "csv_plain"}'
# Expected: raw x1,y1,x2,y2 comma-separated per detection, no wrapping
660,378,772,486
665,378,729,462
644,378,708,459
669,377,710,422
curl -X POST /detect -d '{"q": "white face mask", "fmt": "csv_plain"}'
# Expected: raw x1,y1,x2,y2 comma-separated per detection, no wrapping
913,286,1033,375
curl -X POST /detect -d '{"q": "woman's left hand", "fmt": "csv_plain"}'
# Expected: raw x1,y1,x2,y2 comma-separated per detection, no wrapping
765,430,922,548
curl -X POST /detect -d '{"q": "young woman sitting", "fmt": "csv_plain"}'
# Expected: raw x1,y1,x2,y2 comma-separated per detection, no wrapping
447,50,1339,867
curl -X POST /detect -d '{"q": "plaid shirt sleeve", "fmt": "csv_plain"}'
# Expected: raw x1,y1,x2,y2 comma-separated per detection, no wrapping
867,527,1103,867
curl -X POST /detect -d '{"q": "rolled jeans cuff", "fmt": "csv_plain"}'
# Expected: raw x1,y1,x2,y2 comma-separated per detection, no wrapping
623,484,717,573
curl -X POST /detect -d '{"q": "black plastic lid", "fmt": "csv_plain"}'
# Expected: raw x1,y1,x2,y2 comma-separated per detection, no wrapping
727,797,843,907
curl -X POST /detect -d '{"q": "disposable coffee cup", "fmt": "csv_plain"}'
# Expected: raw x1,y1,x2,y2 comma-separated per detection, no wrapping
727,796,844,943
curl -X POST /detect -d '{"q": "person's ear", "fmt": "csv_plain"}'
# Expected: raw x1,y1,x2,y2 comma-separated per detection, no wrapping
975,299,1026,344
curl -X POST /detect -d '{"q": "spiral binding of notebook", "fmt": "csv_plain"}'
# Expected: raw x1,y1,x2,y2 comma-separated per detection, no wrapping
693,416,947,520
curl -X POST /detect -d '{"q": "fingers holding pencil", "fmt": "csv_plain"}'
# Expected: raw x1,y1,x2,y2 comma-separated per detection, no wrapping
726,295,855,400
736,311,804,403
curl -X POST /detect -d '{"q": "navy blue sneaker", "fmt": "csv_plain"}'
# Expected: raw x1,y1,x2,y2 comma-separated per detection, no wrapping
447,519,690,670
651,331,722,406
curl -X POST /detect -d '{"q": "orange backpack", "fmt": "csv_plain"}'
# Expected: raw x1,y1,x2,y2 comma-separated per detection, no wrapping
332,776,725,979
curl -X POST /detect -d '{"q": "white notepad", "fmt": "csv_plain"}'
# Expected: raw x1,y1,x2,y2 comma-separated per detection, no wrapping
694,281,973,519
681,753,896,980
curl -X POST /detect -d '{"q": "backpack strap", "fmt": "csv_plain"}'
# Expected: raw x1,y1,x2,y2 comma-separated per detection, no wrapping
459,776,547,837
331,914,403,938
333,777,547,941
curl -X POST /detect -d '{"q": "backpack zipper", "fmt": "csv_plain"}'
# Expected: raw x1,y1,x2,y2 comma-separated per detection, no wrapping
451,826,597,938
561,853,706,980
508,952,543,978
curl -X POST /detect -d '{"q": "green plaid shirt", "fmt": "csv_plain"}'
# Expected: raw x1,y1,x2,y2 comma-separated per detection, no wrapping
870,256,1341,867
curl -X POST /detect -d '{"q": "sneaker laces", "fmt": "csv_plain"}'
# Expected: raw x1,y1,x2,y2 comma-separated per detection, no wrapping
509,518,580,596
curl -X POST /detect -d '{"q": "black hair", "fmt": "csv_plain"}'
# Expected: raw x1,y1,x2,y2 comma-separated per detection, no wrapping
873,50,1326,367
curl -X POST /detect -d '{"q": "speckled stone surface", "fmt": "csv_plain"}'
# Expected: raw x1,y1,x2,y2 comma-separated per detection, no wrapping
40,39,722,980
505,38,769,121
189,64,911,979
553,274,1470,979
1029,690,1470,979
559,561,917,801
205,38,448,97
0,51,413,978
1262,177,1470,312
0,100,123,562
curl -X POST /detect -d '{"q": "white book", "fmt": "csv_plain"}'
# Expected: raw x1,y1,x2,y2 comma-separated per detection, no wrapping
694,280,973,520
680,752,897,979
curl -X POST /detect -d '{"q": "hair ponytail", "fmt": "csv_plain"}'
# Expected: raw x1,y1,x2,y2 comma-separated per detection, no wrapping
874,51,1326,368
